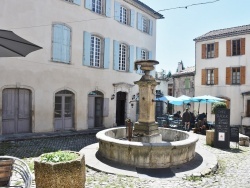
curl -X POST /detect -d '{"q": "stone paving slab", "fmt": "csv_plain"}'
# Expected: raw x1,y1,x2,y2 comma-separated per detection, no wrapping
80,141,218,179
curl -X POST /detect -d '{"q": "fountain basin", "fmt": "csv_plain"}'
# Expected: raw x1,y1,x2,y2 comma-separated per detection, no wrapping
96,127,198,168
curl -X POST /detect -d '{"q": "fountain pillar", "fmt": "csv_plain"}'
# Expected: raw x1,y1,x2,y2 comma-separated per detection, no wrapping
133,60,161,143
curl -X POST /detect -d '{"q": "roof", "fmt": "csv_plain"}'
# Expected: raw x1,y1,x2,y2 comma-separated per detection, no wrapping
194,24,250,42
172,66,195,77
124,0,164,19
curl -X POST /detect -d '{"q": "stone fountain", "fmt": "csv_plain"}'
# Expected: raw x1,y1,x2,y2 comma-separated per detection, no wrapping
95,60,198,168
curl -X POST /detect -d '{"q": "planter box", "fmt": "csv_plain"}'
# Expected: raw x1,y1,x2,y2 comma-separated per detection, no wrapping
34,151,85,188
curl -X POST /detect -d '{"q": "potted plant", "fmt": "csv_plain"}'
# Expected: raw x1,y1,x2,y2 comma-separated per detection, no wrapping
34,150,85,188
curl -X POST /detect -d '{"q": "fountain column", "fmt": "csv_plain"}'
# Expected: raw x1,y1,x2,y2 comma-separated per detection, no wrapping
133,60,161,143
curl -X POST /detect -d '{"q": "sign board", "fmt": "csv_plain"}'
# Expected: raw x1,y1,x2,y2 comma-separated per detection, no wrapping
214,108,230,149
230,126,239,142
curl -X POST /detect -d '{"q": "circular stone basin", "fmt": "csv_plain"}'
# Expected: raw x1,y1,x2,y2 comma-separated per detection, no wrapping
96,127,198,168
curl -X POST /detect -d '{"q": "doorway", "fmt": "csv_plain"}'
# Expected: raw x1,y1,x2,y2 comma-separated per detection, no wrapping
88,91,104,128
116,92,126,126
2,88,31,134
54,90,74,131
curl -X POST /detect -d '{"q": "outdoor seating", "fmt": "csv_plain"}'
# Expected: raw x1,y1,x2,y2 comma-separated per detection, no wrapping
0,156,33,188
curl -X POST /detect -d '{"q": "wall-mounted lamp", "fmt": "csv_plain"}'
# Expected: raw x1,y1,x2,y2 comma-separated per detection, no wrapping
132,95,136,100
131,103,134,108
111,94,115,100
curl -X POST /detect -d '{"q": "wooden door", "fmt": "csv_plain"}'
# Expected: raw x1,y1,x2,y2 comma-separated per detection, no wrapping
116,92,126,126
2,89,31,134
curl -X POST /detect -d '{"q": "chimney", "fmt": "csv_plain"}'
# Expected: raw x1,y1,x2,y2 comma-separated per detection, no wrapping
177,61,183,73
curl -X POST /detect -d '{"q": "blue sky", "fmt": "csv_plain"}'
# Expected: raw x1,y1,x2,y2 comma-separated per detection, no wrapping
142,0,250,73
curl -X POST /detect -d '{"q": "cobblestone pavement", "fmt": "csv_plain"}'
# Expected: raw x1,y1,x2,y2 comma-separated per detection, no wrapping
1,133,250,188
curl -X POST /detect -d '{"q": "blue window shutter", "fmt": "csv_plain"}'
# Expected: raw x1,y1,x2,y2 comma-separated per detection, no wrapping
129,45,134,73
62,26,71,63
137,13,142,31
130,9,135,27
114,1,120,21
52,24,63,62
73,0,81,5
148,51,152,59
104,38,110,69
85,0,92,10
113,40,119,70
136,47,141,74
83,31,91,66
149,20,153,35
106,0,111,17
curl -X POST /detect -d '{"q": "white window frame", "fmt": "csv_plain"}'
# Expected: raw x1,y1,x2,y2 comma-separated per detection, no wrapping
207,69,214,85
90,35,102,67
120,6,127,24
142,17,150,34
92,0,103,14
141,49,148,60
119,43,127,71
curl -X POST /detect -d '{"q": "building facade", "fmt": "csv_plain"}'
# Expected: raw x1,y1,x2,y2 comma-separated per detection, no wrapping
172,62,195,113
0,0,163,135
194,24,250,127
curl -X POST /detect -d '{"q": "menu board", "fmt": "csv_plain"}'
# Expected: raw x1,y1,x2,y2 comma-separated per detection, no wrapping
214,108,230,149
230,126,239,142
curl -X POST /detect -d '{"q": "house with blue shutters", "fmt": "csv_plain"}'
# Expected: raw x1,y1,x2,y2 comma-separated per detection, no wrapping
0,0,163,135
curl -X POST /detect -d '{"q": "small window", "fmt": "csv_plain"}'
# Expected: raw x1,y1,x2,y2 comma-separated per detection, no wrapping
90,35,102,67
232,67,240,84
141,49,148,60
232,39,241,56
142,17,150,34
207,69,214,85
247,100,250,117
185,78,190,89
207,43,214,58
119,44,127,71
92,0,102,14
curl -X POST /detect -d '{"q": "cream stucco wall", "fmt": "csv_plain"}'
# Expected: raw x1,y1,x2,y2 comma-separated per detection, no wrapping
195,34,250,125
0,0,160,133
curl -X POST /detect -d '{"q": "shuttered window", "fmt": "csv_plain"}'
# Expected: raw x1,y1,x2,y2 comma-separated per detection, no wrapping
207,43,214,58
185,78,190,89
202,42,218,59
85,0,111,17
113,40,134,72
83,31,110,69
137,13,153,35
52,24,71,64
114,1,134,27
201,68,218,85
136,47,152,74
226,66,246,85
226,38,245,56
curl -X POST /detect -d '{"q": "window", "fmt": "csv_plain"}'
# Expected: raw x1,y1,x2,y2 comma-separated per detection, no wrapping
113,40,134,72
232,39,241,56
120,6,127,24
201,68,218,85
135,47,152,74
83,31,110,69
141,49,148,60
52,24,71,63
247,100,250,117
207,69,214,85
119,44,127,71
64,0,80,5
185,78,190,89
232,67,240,84
92,0,102,14
137,13,153,35
226,38,245,56
202,42,218,59
114,2,134,27
90,36,101,67
226,66,246,85
207,43,214,58
85,0,111,17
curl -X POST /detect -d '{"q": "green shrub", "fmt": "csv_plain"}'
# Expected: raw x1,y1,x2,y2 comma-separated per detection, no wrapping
212,102,227,114
40,150,78,163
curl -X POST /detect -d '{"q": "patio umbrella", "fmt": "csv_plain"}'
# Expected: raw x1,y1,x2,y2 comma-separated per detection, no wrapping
191,95,226,115
0,29,42,57
157,95,177,102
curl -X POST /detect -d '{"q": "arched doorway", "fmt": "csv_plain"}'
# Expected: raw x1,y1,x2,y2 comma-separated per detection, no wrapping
54,90,74,131
2,88,32,134
116,92,127,126
88,91,104,128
